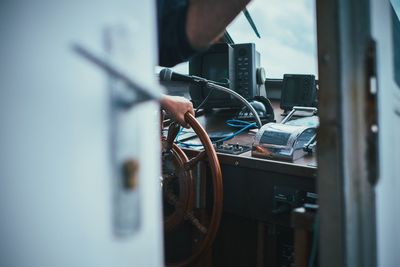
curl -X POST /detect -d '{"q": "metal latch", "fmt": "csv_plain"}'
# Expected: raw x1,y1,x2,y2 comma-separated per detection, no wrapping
72,33,163,237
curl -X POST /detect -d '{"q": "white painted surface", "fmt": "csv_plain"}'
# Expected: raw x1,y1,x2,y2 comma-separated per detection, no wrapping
371,0,400,266
0,1,163,267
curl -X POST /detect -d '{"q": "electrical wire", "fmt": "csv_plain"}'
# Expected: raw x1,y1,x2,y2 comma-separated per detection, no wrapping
175,128,203,147
174,119,256,147
226,119,257,129
194,78,230,117
194,87,214,117
213,121,256,143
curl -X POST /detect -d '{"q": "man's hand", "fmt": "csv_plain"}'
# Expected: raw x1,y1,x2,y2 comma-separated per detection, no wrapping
160,94,194,128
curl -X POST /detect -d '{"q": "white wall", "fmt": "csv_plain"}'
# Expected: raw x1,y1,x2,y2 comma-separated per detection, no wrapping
371,0,400,266
0,1,163,267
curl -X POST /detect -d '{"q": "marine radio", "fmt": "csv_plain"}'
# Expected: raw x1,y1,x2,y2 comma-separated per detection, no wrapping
189,43,266,109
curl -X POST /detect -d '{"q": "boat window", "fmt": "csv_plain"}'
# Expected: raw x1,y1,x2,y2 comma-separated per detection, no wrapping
169,0,318,80
227,0,318,79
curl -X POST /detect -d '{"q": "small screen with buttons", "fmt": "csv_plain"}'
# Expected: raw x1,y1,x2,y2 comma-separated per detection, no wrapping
280,74,317,113
189,43,265,110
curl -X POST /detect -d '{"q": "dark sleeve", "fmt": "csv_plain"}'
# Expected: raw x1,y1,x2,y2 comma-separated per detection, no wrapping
157,0,197,67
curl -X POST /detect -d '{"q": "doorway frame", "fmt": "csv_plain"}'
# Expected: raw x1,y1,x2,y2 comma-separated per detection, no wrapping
316,0,377,266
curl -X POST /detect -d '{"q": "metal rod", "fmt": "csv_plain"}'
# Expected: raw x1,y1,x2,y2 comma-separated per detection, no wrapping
281,106,318,124
243,8,261,38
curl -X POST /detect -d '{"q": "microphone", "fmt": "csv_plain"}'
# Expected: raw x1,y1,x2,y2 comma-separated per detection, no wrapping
159,69,262,127
159,68,205,83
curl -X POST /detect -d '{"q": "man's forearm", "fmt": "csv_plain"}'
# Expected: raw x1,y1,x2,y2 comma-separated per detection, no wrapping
186,0,252,50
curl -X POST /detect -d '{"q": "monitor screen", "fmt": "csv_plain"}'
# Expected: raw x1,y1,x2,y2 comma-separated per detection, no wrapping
282,77,303,106
280,74,316,111
202,53,229,83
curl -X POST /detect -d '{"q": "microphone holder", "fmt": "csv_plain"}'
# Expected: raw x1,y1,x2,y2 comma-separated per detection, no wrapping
192,77,263,128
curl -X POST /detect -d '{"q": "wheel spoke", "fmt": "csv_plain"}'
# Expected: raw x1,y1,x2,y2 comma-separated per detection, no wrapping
184,151,207,171
184,211,208,234
165,187,184,211
165,187,208,235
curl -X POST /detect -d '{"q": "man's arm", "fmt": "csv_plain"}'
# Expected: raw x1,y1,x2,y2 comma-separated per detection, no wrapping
186,0,251,50
158,0,251,126
158,0,251,67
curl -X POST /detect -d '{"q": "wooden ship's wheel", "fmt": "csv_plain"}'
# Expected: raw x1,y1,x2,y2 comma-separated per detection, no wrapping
161,112,223,267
